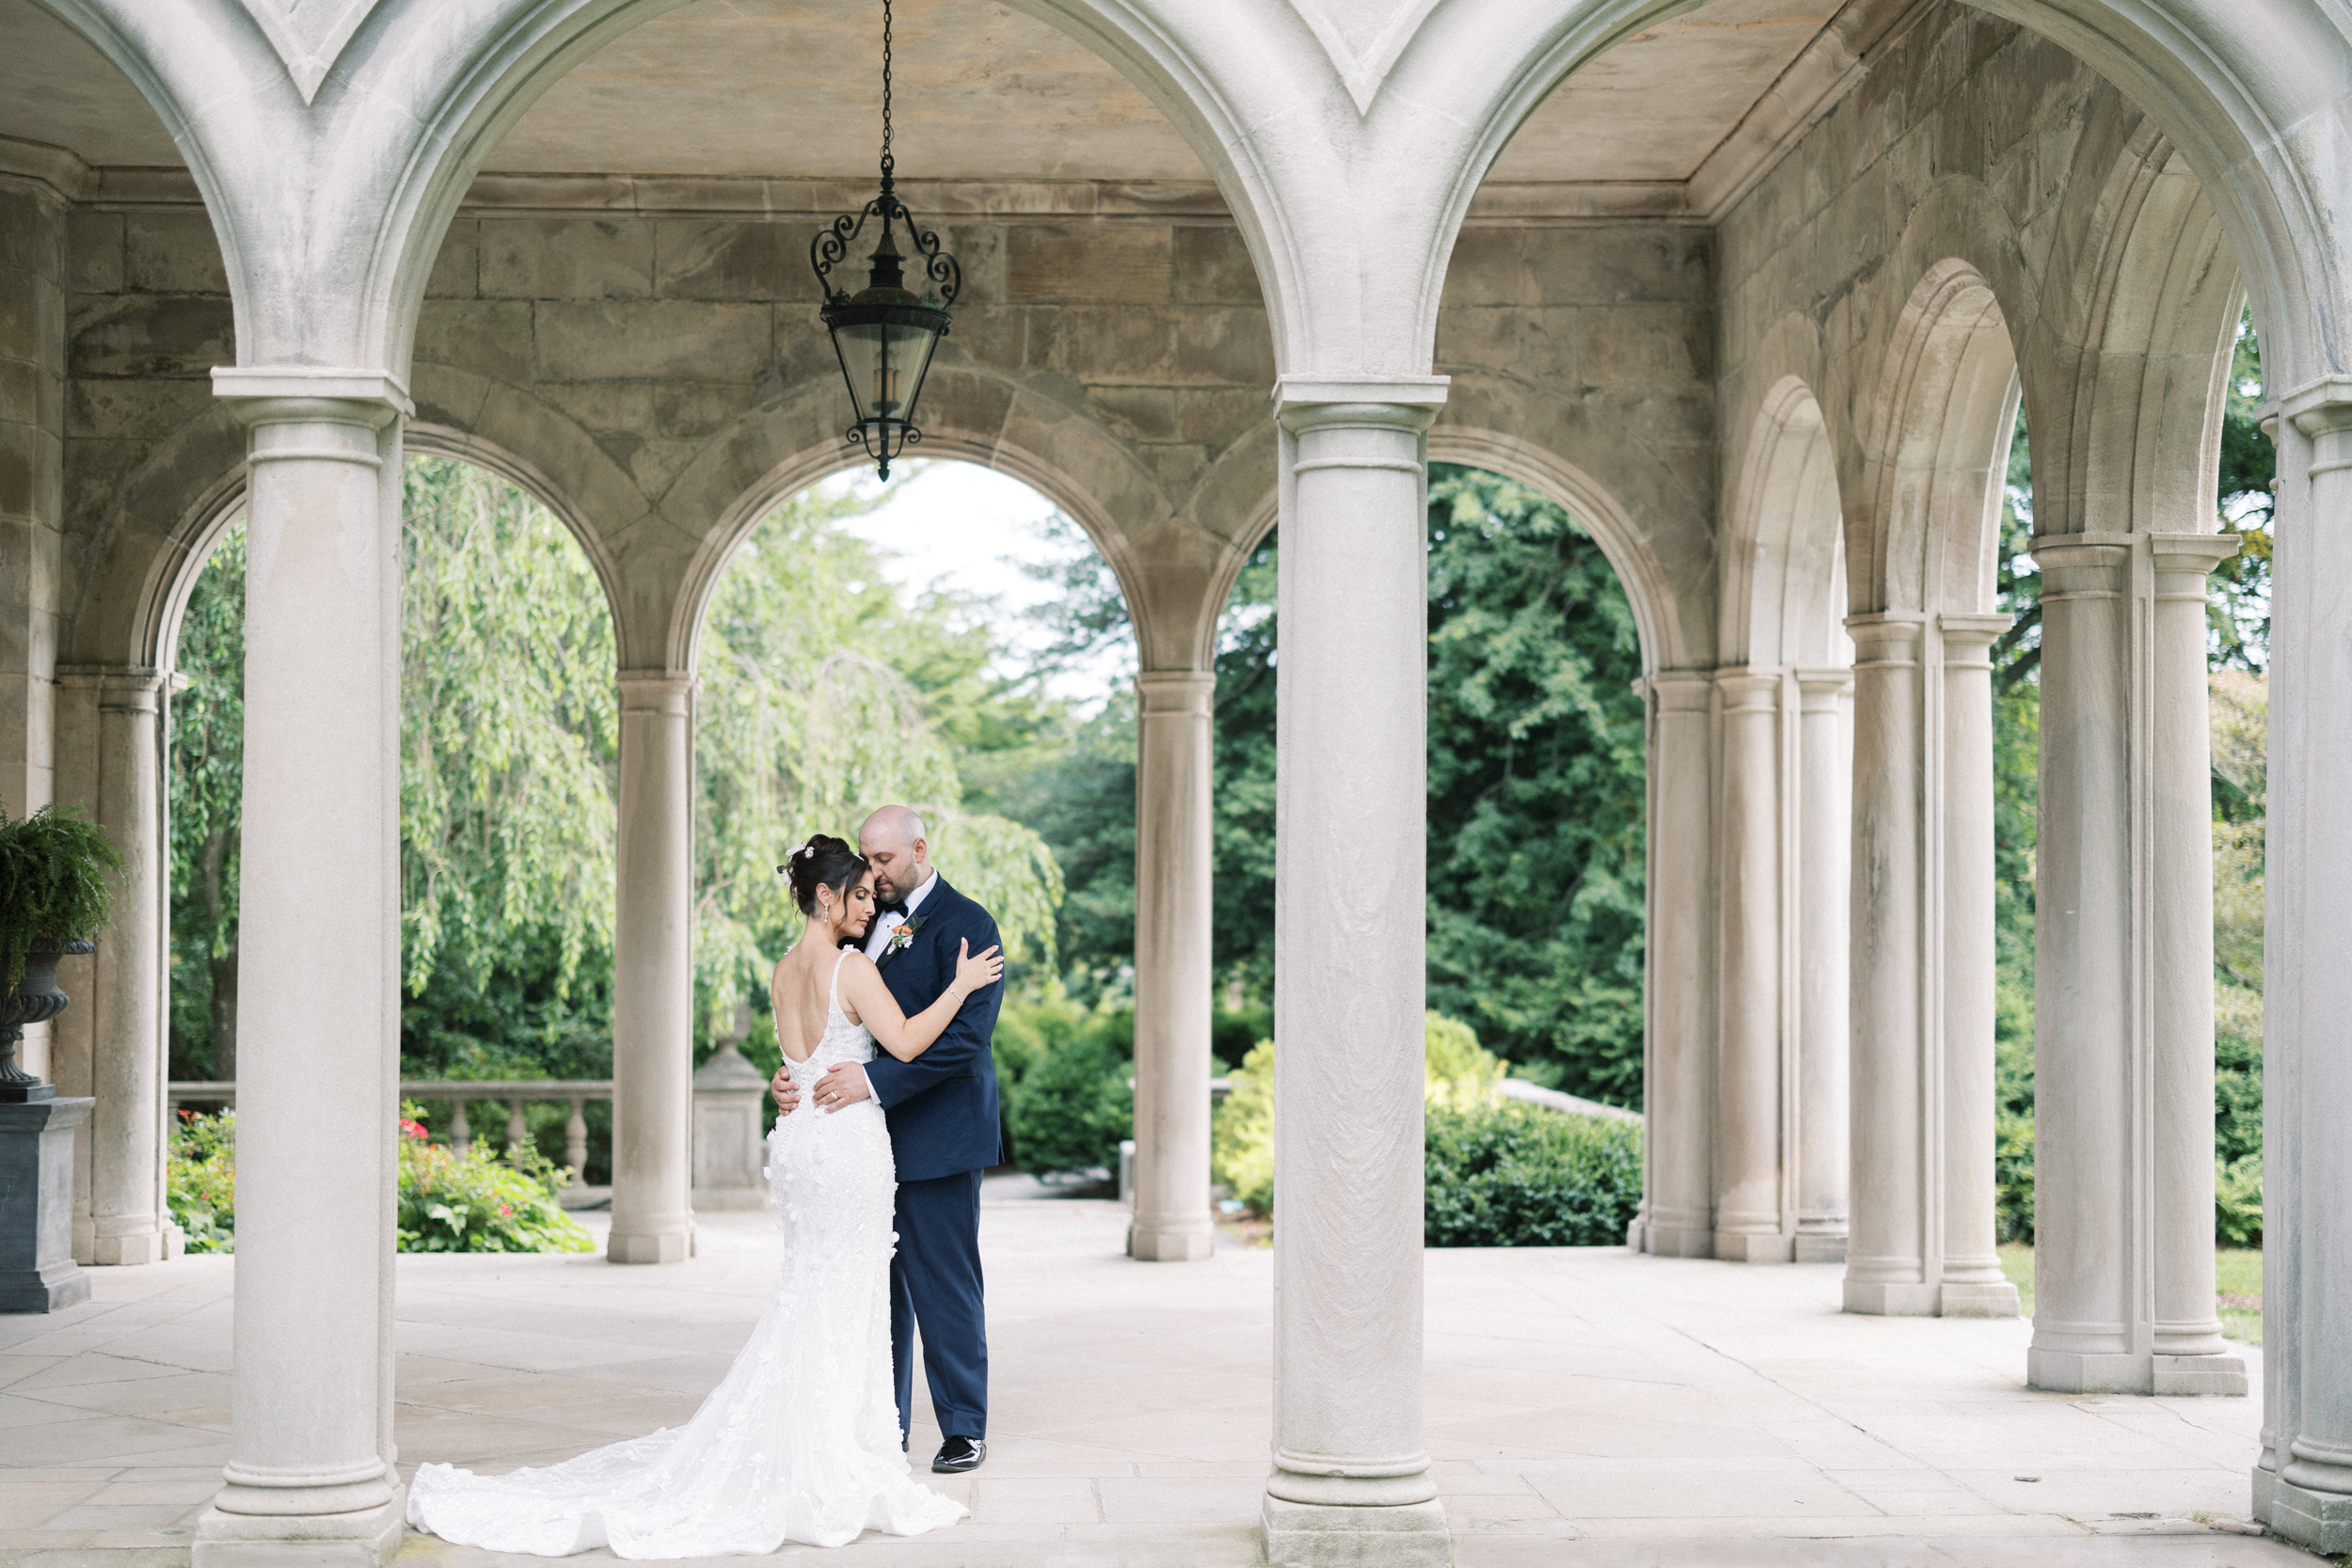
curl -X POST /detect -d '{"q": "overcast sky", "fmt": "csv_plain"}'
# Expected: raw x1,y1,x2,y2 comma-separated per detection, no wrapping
818,459,1134,709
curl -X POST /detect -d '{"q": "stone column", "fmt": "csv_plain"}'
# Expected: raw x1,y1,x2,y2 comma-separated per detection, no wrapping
609,672,695,1265
2265,384,2352,1550
1634,671,1715,1258
1936,615,2018,1316
2028,531,2239,1391
1130,668,1216,1262
1792,669,1851,1262
195,370,408,1564
0,176,63,828
1843,614,1931,1314
81,672,170,1266
1262,377,1448,1567
1713,671,1788,1261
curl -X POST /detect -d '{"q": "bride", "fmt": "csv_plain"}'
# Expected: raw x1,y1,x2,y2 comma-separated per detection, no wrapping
406,834,1004,1557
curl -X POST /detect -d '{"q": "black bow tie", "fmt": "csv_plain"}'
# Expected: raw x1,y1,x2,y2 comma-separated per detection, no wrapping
878,899,910,919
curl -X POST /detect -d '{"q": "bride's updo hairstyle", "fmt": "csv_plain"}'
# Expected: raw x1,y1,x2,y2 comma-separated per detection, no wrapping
782,834,867,917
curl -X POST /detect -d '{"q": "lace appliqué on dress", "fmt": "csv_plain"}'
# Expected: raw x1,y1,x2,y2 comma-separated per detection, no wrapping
406,951,964,1556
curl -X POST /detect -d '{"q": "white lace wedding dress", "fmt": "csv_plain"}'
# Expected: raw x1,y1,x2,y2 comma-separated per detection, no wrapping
405,951,968,1556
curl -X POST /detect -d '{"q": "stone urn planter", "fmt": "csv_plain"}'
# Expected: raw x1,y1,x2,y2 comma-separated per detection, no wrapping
0,804,121,1314
0,938,95,1102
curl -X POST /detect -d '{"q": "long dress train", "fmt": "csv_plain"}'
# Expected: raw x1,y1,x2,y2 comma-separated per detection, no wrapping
405,951,965,1556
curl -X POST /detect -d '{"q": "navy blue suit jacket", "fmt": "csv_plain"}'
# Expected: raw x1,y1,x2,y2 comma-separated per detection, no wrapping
863,876,1006,1181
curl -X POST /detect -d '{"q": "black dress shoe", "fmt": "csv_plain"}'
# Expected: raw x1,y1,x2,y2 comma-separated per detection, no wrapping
931,1435,985,1473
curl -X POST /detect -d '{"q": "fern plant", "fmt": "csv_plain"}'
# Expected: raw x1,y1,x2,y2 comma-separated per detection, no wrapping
0,804,125,987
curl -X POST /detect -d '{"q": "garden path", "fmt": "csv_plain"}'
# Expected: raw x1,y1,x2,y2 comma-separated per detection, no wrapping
0,1193,2300,1566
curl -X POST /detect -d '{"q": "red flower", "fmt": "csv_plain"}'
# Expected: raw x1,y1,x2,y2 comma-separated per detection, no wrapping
498,1204,512,1217
399,1119,429,1141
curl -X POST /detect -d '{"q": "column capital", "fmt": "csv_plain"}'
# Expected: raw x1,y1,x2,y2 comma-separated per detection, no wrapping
1792,667,1854,704
1844,611,1926,662
1936,611,2013,654
2146,531,2243,575
1712,667,1781,709
616,670,695,715
53,665,166,712
1640,668,1714,712
1136,669,1216,716
212,366,412,422
2265,374,2352,437
1274,374,1449,412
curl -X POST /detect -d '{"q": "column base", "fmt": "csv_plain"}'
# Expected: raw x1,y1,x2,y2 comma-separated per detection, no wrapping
1640,1222,1715,1259
2027,1347,2151,1394
2153,1353,2248,1396
193,1496,405,1565
1844,1279,1940,1316
1940,1281,2021,1318
1262,1497,1451,1567
1715,1231,1793,1263
92,1225,167,1266
607,1227,694,1264
1793,1232,1848,1264
1128,1224,1215,1261
2264,1475,2352,1554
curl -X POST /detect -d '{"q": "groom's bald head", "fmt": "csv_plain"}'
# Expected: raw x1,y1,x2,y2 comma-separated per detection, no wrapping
860,805,930,903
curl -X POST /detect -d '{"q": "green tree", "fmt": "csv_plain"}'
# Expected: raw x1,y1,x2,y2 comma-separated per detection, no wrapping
1423,466,1648,1103
167,525,246,1080
691,485,1061,1064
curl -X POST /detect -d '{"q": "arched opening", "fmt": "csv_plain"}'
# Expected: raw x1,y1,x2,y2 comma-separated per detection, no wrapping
161,451,628,1221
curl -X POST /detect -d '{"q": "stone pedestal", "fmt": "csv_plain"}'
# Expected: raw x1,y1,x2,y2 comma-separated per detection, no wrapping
0,1098,93,1311
691,1037,770,1212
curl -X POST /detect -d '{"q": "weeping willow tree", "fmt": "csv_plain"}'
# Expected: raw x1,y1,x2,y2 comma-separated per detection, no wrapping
399,458,620,1012
692,487,1061,1048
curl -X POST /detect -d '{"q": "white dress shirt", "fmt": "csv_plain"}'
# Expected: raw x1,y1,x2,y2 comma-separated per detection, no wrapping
863,867,939,960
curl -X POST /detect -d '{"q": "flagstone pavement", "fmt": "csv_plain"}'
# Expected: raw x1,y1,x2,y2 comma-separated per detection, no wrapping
0,1189,2311,1566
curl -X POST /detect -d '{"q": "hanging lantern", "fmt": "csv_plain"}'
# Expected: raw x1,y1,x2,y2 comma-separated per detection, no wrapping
810,0,961,480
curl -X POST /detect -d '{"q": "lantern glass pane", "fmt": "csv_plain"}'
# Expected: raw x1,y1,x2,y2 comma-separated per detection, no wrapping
833,322,886,425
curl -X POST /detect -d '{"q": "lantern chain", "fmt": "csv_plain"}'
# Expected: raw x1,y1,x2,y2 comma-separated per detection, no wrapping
879,0,895,189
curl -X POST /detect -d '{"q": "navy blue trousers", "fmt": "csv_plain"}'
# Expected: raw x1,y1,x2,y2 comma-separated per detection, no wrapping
890,1168,987,1441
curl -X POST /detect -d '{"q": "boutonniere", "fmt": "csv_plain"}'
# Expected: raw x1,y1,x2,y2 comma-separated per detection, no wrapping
885,916,925,956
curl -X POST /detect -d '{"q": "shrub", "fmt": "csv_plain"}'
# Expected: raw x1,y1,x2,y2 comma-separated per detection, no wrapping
397,1108,595,1252
996,990,1133,1176
2216,1153,2263,1247
1211,1011,1521,1223
167,1108,237,1254
1994,1109,2036,1243
1423,1100,1643,1246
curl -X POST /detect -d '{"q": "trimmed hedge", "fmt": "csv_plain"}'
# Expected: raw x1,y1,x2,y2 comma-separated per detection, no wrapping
1423,1100,1642,1247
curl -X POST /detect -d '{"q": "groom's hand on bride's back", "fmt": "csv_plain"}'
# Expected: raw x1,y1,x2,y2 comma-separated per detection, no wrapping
812,1061,872,1112
770,1066,802,1117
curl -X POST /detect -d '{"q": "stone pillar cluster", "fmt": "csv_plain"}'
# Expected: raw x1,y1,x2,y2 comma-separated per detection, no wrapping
2026,531,2242,1393
1840,612,2018,1318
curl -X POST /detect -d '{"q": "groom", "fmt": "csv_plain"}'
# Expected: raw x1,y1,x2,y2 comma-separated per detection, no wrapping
780,804,1002,1475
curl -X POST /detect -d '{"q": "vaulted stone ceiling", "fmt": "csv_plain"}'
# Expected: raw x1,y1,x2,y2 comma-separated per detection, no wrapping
0,0,1851,197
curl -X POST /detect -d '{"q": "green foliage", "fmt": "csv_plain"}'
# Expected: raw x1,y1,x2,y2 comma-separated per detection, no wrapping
2216,1154,2264,1249
2212,307,2274,671
993,989,1133,1175
0,803,124,986
401,458,619,1003
167,524,244,1078
1423,1101,1644,1247
166,1108,237,1254
1211,1039,1275,1215
1211,1011,1514,1220
691,484,1061,1053
1423,467,1648,1104
396,1105,595,1253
